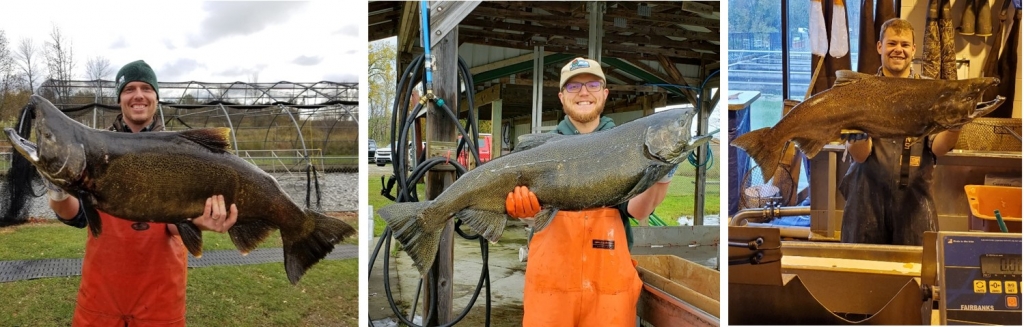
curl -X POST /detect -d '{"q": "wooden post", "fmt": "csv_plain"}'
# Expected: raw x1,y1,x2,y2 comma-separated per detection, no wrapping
693,77,710,225
422,26,458,326
491,99,502,159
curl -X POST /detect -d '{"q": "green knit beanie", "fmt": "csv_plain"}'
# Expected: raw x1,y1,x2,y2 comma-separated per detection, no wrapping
115,60,159,103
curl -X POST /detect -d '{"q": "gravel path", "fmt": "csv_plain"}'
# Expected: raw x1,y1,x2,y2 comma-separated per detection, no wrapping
16,172,358,220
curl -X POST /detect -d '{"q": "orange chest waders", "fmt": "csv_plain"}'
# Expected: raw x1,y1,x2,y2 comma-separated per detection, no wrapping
72,211,188,327
522,207,642,327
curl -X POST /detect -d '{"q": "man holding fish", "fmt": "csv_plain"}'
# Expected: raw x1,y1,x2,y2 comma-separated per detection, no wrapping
505,57,674,326
46,60,236,326
840,18,962,246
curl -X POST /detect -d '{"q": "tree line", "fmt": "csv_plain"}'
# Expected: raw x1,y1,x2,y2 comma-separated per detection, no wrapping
0,24,114,125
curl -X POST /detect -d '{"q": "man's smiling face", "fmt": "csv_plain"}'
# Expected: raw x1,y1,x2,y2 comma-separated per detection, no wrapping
558,73,609,124
119,81,158,129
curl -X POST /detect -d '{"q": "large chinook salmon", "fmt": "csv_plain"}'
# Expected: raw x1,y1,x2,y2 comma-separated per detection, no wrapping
732,70,1004,182
3,95,356,284
379,109,713,276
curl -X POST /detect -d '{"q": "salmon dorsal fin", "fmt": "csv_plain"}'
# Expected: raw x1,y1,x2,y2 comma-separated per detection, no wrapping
179,127,232,153
513,133,567,153
833,70,871,87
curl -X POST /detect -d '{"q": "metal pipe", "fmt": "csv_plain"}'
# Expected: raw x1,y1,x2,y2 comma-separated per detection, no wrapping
745,223,811,239
729,206,811,226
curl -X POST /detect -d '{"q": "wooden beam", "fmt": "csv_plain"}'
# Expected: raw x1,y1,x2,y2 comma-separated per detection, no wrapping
681,2,715,16
502,79,664,93
462,84,502,112
397,2,420,54
604,24,720,42
603,10,718,29
423,26,458,326
470,52,554,74
625,58,698,105
657,54,684,84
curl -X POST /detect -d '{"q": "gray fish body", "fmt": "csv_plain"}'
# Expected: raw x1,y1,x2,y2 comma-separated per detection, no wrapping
380,109,712,276
732,70,1004,182
3,95,355,284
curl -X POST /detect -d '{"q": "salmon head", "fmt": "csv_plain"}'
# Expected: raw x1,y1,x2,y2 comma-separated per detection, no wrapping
643,108,713,164
932,76,1004,129
3,95,88,189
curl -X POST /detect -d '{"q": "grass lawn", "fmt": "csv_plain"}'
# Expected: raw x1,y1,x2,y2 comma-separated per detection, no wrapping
369,162,720,235
0,219,359,327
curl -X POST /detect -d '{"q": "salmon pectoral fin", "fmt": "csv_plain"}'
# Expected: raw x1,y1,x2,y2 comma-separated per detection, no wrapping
793,136,828,159
226,219,276,255
378,201,437,277
532,208,558,233
281,210,357,285
454,209,507,244
176,221,204,258
78,192,102,238
731,128,784,184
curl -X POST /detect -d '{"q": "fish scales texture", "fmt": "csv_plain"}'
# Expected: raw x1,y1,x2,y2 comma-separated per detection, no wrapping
731,70,1003,183
380,109,709,276
3,95,356,284
91,133,284,227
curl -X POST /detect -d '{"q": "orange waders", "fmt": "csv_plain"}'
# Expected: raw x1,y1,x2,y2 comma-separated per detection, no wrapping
522,207,642,327
72,211,188,327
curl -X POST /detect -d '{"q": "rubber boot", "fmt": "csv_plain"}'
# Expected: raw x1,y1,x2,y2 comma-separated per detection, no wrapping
976,0,993,36
959,0,976,35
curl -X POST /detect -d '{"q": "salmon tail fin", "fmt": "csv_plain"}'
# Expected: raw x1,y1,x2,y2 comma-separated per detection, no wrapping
378,201,437,277
454,209,507,243
731,128,784,184
226,219,276,256
281,210,356,284
176,221,204,257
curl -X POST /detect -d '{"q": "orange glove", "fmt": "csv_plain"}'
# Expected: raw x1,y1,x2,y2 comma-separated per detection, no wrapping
505,185,541,218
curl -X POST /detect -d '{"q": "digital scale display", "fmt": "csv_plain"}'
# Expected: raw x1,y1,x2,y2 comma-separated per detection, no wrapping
981,254,1022,278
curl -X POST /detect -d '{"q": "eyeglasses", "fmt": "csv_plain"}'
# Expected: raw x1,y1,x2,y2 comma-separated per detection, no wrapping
563,81,604,93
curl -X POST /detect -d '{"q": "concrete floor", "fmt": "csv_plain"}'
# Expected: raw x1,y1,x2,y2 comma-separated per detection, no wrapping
369,222,530,327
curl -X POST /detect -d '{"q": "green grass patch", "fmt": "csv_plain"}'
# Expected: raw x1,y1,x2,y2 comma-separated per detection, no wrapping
0,222,358,326
0,220,289,261
369,170,425,237
651,174,721,226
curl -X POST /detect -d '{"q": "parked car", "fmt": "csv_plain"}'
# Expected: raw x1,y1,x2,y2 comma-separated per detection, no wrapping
374,145,392,166
368,139,377,163
457,134,493,168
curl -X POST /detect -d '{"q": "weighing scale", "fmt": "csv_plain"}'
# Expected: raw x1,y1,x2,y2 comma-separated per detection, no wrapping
924,231,1023,325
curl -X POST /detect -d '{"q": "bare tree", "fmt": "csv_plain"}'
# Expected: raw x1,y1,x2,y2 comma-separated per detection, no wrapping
0,30,15,102
85,56,113,102
44,23,75,103
15,38,43,93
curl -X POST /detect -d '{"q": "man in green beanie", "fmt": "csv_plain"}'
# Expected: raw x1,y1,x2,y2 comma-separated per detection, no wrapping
112,59,162,132
46,59,239,326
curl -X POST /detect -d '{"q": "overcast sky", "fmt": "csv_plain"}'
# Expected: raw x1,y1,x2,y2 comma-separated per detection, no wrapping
0,1,363,84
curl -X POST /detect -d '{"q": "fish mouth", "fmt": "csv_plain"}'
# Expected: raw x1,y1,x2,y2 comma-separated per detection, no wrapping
970,96,1006,118
3,127,38,163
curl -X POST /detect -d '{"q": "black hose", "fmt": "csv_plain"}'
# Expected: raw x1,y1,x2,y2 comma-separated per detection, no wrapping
369,52,492,327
